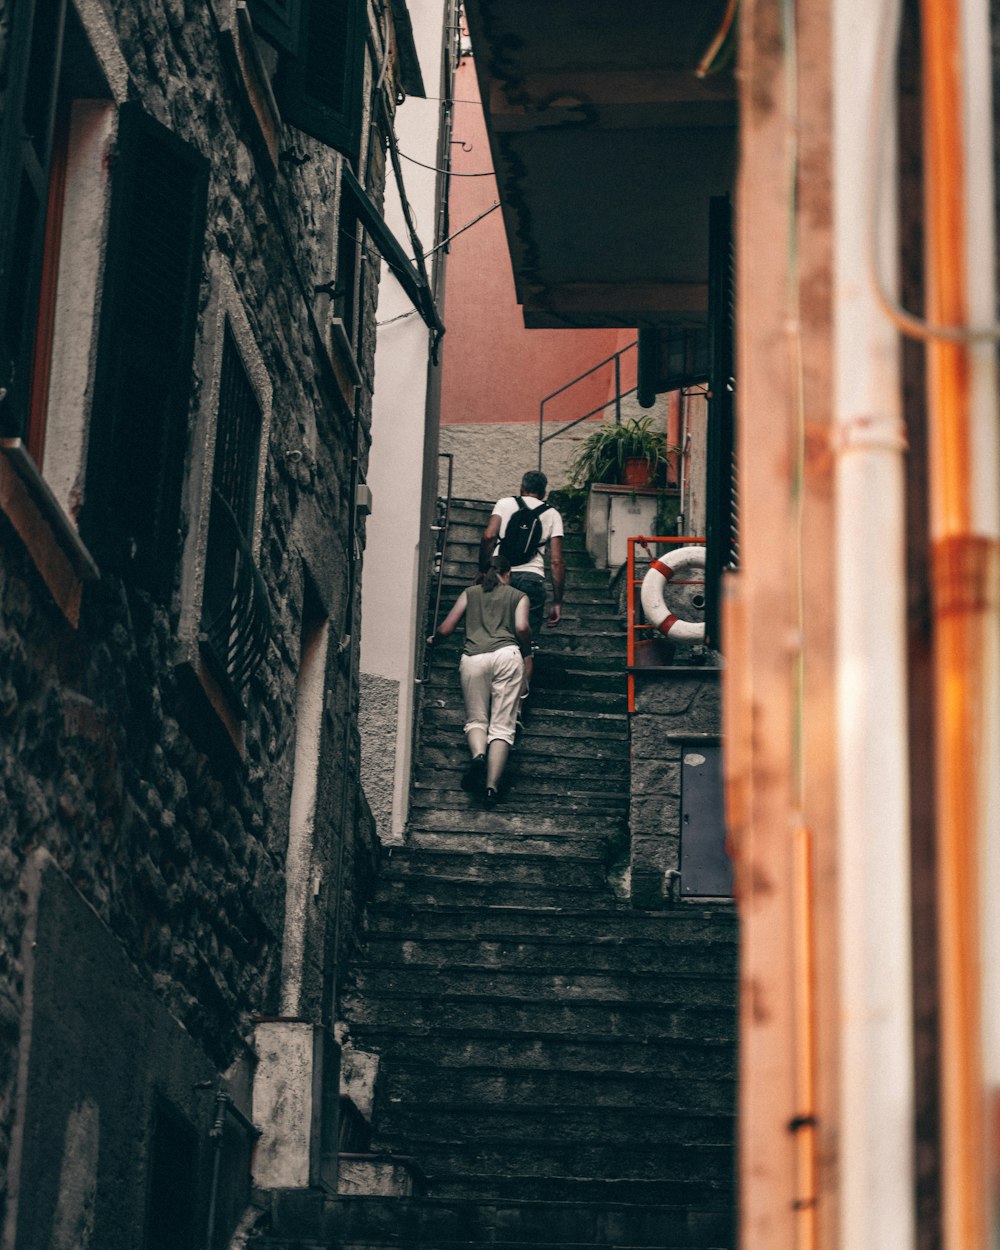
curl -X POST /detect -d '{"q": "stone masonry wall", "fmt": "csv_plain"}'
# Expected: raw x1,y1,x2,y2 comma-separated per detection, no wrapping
629,671,722,907
0,0,388,1223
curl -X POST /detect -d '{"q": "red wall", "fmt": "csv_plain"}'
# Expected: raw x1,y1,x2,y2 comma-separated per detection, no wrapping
439,54,635,429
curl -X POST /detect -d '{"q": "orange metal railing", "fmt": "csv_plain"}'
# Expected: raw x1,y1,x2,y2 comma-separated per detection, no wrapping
625,534,706,713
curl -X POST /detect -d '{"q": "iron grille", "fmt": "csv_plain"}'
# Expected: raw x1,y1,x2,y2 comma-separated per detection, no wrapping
199,327,270,702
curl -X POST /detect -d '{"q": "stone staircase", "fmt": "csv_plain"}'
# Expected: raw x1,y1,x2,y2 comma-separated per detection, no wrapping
254,500,738,1249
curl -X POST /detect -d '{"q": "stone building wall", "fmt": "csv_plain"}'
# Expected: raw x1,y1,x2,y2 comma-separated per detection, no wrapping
0,1,401,1243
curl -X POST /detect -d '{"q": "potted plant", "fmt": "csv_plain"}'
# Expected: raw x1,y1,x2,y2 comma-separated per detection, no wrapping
567,415,672,489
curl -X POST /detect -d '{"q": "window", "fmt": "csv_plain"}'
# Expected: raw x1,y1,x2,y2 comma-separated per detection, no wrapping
247,0,367,166
177,260,272,739
83,103,209,599
0,0,67,446
0,0,126,620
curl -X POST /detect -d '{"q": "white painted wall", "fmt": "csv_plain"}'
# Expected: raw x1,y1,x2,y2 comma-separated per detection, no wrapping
360,0,449,840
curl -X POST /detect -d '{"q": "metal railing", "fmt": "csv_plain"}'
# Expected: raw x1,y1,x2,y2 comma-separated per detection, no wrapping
625,534,706,713
537,340,638,472
422,451,455,680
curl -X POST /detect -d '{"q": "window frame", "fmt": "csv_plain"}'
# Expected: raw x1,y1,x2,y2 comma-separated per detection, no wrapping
0,0,128,622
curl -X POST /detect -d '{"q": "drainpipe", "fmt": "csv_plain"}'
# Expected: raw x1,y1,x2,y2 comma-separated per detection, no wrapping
920,0,1000,1242
834,0,915,1245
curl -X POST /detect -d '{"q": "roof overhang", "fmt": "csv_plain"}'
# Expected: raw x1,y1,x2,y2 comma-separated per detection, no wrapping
464,0,737,329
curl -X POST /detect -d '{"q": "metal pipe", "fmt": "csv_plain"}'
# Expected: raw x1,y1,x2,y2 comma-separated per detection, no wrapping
920,0,1000,1242
834,0,914,1244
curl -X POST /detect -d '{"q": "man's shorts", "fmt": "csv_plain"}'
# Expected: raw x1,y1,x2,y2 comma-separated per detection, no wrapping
509,572,546,639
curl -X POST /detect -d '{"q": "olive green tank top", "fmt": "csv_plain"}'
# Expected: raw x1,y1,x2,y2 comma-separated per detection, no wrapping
462,583,526,656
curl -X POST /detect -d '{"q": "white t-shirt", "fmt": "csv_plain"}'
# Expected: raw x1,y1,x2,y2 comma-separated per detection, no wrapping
491,495,564,577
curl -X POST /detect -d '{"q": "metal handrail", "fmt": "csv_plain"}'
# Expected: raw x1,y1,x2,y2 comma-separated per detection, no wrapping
421,452,454,681
626,534,706,713
536,340,638,471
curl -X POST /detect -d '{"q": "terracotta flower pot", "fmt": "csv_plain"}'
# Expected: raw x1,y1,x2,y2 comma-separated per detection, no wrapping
622,456,654,487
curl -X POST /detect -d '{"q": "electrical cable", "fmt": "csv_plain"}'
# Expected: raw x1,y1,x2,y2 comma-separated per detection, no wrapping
397,149,494,176
420,200,500,259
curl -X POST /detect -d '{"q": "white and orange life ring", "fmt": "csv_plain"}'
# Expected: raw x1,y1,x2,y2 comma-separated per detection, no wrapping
640,545,706,644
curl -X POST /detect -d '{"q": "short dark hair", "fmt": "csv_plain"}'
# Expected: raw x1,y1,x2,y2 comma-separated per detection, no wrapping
520,470,547,496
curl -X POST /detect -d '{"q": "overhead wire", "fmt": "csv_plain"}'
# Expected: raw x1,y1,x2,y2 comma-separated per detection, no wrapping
398,149,495,176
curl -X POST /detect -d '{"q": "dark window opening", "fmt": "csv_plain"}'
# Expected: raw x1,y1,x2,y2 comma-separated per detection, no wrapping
271,0,365,165
0,0,68,443
84,103,209,598
336,198,361,345
199,324,271,703
145,1099,199,1250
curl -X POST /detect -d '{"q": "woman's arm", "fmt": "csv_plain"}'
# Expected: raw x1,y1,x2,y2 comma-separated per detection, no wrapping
428,590,468,644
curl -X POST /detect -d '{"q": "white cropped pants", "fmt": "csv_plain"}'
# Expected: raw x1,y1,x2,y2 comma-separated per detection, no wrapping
459,645,525,746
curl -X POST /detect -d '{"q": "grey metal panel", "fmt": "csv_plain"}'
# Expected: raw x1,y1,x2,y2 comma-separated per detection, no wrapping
680,743,732,897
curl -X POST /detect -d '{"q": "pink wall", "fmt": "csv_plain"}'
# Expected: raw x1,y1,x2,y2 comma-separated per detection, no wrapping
439,53,635,428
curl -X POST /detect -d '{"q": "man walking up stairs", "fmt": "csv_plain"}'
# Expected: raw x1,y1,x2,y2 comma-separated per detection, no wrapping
253,500,738,1250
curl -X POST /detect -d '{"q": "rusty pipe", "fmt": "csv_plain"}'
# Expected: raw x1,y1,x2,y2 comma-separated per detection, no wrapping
921,0,1000,1244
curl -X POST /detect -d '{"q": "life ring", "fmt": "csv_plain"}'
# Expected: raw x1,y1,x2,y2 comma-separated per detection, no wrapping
640,545,706,644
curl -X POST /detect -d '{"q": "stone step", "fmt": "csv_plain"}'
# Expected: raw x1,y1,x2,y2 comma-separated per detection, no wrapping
366,903,737,944
411,764,629,800
374,875,620,913
406,791,627,823
403,806,628,836
308,1193,735,1248
349,966,737,1012
360,933,737,979
338,1136,734,1207
374,1066,735,1115
342,989,737,1044
401,830,619,857
379,848,611,890
352,1024,734,1072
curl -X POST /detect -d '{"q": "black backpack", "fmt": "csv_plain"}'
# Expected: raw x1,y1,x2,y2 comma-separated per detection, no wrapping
498,497,551,565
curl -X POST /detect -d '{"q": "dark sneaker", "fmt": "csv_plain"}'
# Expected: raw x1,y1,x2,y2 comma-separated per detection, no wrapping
484,787,499,808
461,755,486,793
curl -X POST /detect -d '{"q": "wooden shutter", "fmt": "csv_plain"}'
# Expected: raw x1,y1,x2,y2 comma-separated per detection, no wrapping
276,0,365,164
0,0,67,439
246,0,302,53
704,195,737,650
84,104,208,599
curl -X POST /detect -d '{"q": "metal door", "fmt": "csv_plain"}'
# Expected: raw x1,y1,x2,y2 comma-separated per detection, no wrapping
680,744,732,897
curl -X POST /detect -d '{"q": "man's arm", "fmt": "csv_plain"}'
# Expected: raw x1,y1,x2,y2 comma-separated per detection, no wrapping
547,535,565,626
479,514,501,572
514,593,532,655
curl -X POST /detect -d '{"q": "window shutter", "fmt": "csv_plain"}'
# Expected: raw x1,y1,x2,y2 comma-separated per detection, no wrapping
704,195,737,651
246,0,302,54
0,0,67,438
275,0,365,164
84,104,208,599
